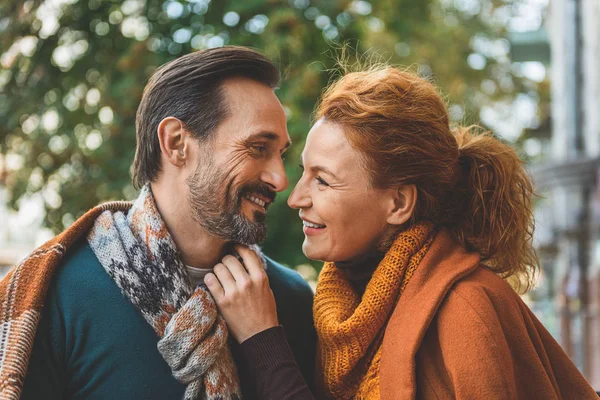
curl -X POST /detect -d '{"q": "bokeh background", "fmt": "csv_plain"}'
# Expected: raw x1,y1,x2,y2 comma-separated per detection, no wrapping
2,0,599,389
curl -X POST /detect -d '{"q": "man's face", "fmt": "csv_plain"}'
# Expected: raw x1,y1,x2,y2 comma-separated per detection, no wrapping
186,77,290,245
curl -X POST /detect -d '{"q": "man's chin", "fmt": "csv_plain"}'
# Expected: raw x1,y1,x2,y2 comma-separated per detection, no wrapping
240,206,267,223
221,212,268,245
241,199,267,216
232,230,267,246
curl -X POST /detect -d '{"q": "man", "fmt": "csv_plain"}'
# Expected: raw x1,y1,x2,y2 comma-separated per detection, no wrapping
0,46,315,399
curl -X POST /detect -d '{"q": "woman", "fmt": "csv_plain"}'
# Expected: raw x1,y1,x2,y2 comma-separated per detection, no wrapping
204,66,598,399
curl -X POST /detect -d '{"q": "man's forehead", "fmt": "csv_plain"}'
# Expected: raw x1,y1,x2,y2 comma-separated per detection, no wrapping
213,78,289,146
221,77,274,106
220,80,284,119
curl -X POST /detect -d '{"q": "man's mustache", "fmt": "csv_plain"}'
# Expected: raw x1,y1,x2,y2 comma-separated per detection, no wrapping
240,182,277,204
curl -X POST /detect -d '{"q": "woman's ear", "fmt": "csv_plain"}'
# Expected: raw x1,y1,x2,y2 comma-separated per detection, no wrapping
157,117,187,167
386,184,417,226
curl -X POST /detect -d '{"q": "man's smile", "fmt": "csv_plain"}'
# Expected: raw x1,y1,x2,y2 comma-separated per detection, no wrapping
243,193,272,210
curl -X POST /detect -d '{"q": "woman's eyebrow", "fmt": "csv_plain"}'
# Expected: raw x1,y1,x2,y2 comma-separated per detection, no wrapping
310,165,339,180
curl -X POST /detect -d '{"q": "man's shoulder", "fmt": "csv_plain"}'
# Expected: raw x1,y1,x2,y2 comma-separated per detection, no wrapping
49,239,125,314
54,239,108,289
264,256,313,298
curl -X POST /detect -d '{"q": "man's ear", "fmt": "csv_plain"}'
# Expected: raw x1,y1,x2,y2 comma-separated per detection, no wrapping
157,117,188,167
386,184,417,226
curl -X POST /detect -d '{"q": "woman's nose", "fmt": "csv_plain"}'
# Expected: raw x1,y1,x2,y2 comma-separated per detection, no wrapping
288,178,311,209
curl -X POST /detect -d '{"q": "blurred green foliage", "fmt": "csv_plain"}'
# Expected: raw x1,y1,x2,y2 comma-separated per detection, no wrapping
0,0,537,269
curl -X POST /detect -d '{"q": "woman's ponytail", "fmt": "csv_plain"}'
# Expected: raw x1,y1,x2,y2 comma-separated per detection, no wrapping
451,126,538,292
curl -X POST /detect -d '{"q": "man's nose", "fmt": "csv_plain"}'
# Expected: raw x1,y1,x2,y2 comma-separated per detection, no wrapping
261,157,288,192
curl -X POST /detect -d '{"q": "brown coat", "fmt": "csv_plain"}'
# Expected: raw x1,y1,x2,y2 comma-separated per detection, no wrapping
380,230,597,400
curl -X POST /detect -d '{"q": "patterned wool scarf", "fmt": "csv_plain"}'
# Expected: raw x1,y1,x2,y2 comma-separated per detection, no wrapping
313,223,435,399
87,185,241,400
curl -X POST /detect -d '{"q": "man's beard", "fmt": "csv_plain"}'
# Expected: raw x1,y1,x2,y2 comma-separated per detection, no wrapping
186,157,276,245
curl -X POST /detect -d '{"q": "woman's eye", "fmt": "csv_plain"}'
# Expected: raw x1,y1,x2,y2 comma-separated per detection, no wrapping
316,176,329,186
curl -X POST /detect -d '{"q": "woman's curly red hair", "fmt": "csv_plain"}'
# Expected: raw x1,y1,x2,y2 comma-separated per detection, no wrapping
315,66,538,292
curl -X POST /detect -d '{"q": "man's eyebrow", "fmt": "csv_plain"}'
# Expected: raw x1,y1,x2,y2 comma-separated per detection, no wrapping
246,132,292,151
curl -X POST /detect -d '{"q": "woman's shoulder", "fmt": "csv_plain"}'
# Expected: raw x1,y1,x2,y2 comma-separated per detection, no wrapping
437,265,526,334
448,265,522,307
426,264,549,369
414,266,598,399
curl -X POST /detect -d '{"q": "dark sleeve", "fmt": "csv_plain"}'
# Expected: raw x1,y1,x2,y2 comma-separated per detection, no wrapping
267,267,317,393
21,291,65,400
240,326,316,400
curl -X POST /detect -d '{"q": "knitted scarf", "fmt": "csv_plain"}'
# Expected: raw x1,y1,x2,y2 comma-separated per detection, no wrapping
313,223,435,399
87,185,241,400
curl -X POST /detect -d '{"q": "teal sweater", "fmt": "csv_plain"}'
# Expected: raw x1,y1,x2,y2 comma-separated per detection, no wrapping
22,240,316,399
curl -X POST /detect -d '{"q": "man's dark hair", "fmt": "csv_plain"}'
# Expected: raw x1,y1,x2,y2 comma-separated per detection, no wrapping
132,46,280,188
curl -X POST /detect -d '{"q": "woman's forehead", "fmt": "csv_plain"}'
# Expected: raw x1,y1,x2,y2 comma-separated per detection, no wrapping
303,120,367,179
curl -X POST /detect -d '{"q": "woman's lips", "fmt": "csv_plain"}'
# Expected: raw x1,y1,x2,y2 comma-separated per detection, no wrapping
303,225,326,236
302,219,326,236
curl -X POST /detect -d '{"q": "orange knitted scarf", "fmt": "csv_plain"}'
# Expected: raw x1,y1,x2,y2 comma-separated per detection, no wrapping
313,223,435,399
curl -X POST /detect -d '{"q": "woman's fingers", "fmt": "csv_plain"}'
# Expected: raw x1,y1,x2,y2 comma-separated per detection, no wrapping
221,255,251,286
205,247,278,343
207,248,265,297
234,245,265,280
204,272,224,301
212,262,237,295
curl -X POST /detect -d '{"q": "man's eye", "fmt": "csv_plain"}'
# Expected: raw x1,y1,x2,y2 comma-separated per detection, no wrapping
316,176,329,186
252,145,267,154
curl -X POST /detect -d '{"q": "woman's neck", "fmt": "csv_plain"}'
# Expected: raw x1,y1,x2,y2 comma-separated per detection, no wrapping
334,249,385,294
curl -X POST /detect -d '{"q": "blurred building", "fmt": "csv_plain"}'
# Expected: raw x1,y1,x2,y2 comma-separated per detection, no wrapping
513,0,600,388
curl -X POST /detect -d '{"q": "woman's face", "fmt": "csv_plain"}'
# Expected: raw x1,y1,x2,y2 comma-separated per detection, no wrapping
288,119,398,262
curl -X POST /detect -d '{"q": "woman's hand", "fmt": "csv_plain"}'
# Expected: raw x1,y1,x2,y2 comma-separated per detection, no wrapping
204,245,279,343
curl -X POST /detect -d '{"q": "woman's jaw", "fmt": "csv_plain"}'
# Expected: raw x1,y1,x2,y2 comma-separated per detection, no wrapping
300,212,386,265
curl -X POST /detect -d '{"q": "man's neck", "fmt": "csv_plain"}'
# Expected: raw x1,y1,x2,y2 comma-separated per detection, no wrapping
151,182,227,270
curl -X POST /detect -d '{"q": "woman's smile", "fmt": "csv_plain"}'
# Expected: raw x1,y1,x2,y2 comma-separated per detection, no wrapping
301,218,327,235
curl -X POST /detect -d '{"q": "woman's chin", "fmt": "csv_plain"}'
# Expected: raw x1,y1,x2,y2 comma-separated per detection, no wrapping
301,242,328,262
301,250,324,262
